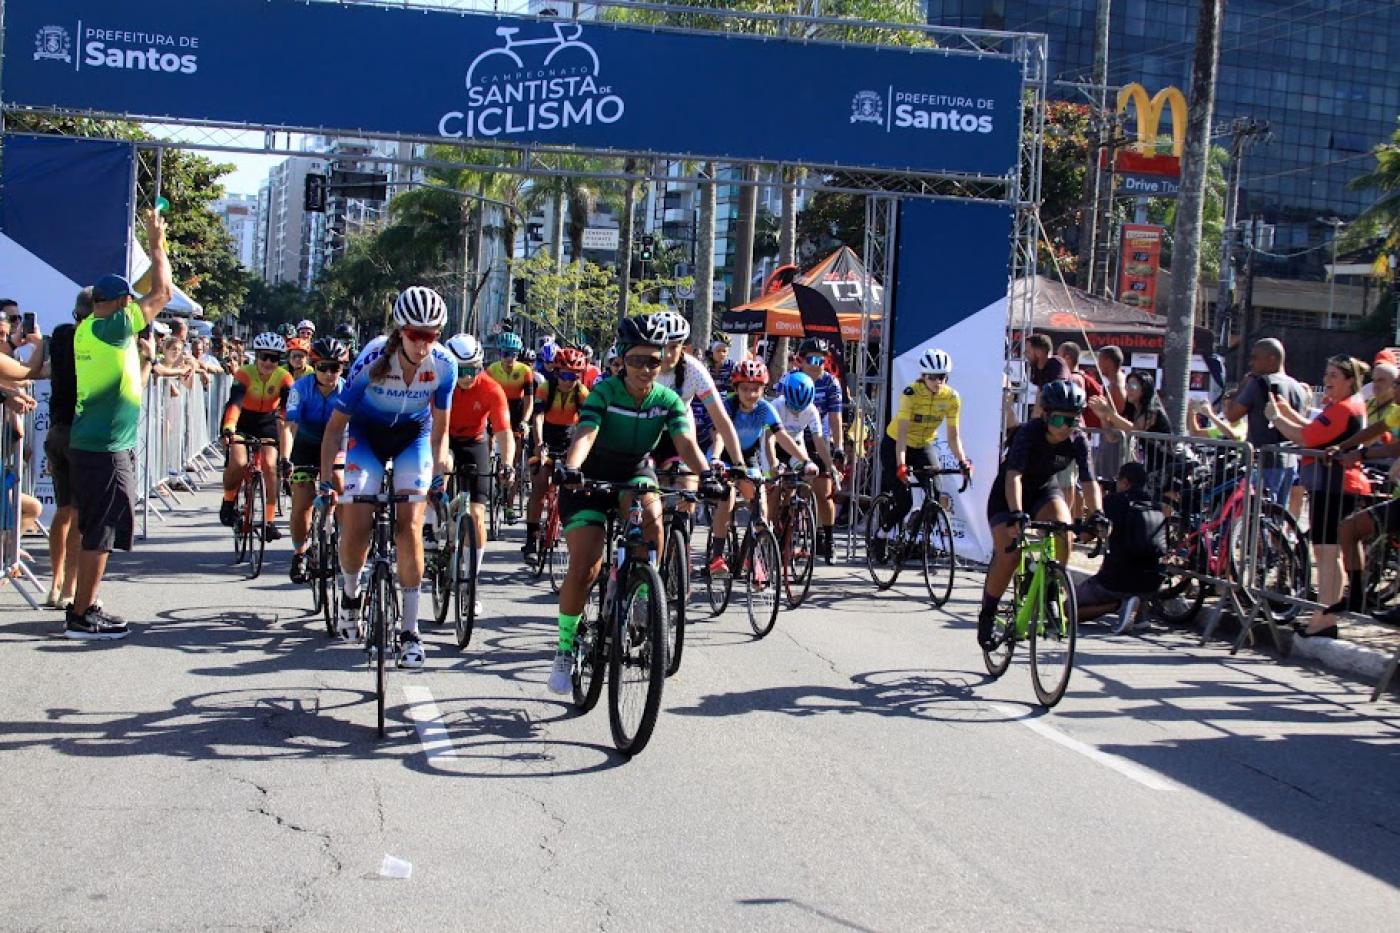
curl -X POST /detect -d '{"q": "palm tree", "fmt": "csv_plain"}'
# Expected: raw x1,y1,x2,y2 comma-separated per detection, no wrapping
1346,123,1400,257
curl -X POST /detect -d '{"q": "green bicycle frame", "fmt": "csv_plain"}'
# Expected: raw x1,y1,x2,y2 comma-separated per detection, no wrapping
1012,535,1068,640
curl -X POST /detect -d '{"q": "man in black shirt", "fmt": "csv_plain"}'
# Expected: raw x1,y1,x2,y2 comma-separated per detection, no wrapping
1025,333,1070,388
979,380,1106,649
42,287,91,609
1074,462,1165,631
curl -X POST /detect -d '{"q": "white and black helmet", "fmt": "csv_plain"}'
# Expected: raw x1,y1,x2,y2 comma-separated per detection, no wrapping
918,348,953,376
392,285,448,329
651,310,691,343
251,332,287,354
444,333,484,366
617,314,672,348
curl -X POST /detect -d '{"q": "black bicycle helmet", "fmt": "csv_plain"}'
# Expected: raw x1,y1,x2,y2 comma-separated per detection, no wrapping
617,314,669,349
1038,378,1087,413
798,336,832,356
309,336,350,363
334,322,356,341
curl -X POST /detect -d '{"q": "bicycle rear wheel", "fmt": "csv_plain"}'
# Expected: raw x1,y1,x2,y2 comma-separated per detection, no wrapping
782,493,817,610
453,511,479,649
545,504,565,594
704,525,737,616
321,520,341,637
428,499,452,626
745,527,782,638
572,575,607,712
488,469,500,541
921,503,957,607
608,563,667,755
369,562,395,737
661,526,688,676
1029,562,1078,708
246,477,267,579
308,516,324,617
864,493,902,590
982,571,1019,677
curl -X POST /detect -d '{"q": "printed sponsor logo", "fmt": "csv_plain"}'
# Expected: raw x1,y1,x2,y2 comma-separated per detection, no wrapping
439,22,623,139
36,22,203,74
850,90,883,126
34,25,72,63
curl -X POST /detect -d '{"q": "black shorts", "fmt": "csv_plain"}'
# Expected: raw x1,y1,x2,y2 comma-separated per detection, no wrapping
235,410,279,441
987,483,1066,528
44,422,74,509
880,434,931,490
1308,491,1358,546
70,447,136,553
801,429,830,476
507,398,527,431
561,458,658,532
449,436,493,504
652,431,680,467
541,423,572,460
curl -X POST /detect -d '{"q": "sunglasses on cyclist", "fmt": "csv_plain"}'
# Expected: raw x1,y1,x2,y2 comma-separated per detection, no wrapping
257,352,282,363
457,364,481,377
922,373,946,382
557,371,579,382
1046,412,1079,428
624,354,663,370
314,362,343,374
804,354,826,366
401,327,439,344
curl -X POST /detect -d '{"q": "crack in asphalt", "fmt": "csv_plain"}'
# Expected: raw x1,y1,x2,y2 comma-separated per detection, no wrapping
780,627,842,678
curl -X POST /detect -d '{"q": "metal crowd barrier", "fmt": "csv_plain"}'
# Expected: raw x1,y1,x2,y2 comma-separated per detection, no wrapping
135,372,229,539
0,406,44,608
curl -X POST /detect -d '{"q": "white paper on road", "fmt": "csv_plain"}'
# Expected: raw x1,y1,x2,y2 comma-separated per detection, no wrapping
379,855,413,879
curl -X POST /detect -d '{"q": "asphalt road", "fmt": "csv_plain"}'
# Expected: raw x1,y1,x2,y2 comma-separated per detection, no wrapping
2,490,1397,932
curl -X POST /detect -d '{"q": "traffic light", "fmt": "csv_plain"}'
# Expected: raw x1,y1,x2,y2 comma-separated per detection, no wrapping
304,173,327,213
639,234,655,264
513,278,527,306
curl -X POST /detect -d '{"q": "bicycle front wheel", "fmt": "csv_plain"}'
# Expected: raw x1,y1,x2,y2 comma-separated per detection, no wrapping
247,477,267,579
546,510,565,594
428,500,452,626
453,512,478,649
1029,562,1078,708
864,493,902,590
608,563,667,756
921,503,957,607
308,520,324,617
745,527,782,639
982,571,1018,678
370,562,395,737
661,526,688,676
783,493,817,609
704,524,737,616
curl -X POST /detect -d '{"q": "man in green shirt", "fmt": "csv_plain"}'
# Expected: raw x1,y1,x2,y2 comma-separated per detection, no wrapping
66,209,172,640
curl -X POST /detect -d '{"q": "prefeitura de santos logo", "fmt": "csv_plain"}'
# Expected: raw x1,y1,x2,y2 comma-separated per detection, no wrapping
438,21,625,140
34,25,72,63
850,90,884,125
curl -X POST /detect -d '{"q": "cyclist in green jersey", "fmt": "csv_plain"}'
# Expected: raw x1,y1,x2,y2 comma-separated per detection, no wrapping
546,314,722,695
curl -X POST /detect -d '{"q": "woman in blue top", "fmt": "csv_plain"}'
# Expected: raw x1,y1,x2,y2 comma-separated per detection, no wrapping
320,286,455,669
706,358,811,577
283,336,349,585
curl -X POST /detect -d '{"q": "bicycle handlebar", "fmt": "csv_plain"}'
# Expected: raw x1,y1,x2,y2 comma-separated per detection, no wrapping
905,464,971,494
1005,518,1110,554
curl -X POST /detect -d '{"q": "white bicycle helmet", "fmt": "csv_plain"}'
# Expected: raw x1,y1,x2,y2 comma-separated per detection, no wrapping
918,348,953,376
617,314,672,348
297,319,316,333
603,345,620,365
392,285,448,329
444,333,484,366
251,332,287,353
651,310,691,343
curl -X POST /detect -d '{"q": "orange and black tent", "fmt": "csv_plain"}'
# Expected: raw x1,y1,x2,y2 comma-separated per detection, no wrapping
721,246,883,342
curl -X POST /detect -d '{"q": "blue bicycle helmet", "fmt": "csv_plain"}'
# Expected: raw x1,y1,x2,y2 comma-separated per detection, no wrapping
782,372,816,411
538,342,557,365
497,331,523,354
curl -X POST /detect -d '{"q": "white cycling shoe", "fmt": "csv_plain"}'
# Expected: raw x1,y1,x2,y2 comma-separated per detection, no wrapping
397,632,425,669
546,651,573,695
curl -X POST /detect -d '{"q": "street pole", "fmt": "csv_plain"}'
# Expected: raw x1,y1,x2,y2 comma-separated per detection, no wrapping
1162,0,1224,429
617,157,638,321
1076,0,1112,292
1213,117,1269,355
692,163,717,352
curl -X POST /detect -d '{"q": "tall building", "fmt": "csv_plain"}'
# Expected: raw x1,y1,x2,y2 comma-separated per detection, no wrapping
258,155,326,289
211,193,259,271
926,0,1400,282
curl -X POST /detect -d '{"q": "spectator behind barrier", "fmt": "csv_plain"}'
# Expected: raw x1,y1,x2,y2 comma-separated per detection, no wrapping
1073,462,1166,633
1224,338,1308,505
1265,355,1368,639
1025,333,1069,388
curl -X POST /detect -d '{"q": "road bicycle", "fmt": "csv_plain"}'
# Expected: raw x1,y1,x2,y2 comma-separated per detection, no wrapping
527,452,567,592
772,470,818,610
1155,459,1307,625
228,434,276,579
567,480,668,756
983,518,1106,708
658,486,697,676
307,488,342,637
707,468,783,638
864,465,968,606
352,475,424,738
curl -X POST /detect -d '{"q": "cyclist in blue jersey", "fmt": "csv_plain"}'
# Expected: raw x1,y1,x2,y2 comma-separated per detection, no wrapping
706,358,813,577
319,286,455,667
793,337,845,563
284,336,350,585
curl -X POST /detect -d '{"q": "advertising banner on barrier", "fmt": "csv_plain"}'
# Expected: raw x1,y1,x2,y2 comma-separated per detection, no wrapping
27,381,55,528
893,200,1016,563
3,0,1022,177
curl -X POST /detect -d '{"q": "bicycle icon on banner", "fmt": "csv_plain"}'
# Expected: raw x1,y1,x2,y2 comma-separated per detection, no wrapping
466,23,601,88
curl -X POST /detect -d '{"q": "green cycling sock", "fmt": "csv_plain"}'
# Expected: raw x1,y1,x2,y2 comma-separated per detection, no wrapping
558,612,582,652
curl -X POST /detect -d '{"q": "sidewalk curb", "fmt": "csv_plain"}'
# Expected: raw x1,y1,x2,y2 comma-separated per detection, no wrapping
1064,567,1395,694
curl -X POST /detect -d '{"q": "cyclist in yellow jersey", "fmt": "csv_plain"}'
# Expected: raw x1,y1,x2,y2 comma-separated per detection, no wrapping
879,348,972,546
485,330,534,520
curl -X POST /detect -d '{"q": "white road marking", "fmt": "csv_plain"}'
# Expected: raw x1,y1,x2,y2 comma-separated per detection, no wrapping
993,704,1176,791
403,685,457,760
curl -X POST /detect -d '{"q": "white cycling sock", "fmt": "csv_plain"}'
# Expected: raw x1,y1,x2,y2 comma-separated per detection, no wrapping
475,542,487,577
341,568,363,601
401,586,421,634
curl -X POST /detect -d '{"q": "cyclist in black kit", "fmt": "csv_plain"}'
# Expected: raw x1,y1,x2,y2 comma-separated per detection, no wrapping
977,379,1105,649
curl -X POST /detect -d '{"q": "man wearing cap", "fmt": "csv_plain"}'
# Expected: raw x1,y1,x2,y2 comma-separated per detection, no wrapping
66,209,172,640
